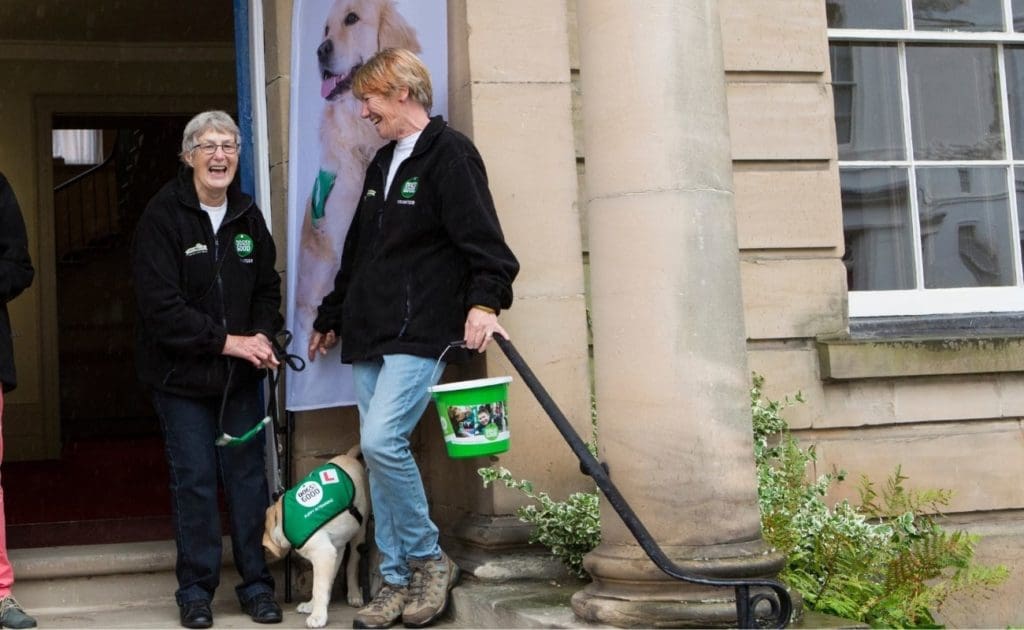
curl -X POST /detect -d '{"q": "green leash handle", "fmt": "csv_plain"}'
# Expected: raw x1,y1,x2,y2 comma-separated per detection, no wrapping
215,415,271,447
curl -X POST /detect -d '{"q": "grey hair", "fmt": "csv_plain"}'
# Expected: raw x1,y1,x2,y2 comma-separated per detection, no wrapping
179,110,241,164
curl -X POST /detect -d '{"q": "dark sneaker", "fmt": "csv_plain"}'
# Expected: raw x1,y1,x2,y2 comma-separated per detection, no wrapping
177,600,212,629
402,552,460,628
353,582,407,629
0,597,36,629
242,592,283,624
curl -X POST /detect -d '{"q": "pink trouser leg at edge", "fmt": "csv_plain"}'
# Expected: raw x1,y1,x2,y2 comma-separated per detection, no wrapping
0,387,13,597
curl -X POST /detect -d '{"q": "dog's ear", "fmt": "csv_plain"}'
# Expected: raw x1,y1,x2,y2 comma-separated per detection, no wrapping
378,1,421,53
262,502,289,561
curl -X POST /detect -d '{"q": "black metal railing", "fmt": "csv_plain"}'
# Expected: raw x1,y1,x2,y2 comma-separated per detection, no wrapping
494,335,793,629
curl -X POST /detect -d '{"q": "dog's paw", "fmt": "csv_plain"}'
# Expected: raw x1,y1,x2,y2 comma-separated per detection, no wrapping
305,610,328,628
296,600,314,614
347,592,365,608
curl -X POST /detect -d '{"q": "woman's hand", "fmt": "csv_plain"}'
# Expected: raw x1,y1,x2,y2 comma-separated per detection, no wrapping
223,333,280,369
464,307,509,353
307,330,339,362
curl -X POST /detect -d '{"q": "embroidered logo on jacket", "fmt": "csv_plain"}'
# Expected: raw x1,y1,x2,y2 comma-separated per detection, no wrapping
400,177,419,199
185,243,209,257
234,233,254,258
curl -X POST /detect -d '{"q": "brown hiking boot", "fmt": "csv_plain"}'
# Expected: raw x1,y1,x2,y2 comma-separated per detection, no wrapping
353,582,407,629
402,552,461,628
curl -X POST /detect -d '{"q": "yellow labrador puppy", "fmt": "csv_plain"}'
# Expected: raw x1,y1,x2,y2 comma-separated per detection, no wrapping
263,445,370,628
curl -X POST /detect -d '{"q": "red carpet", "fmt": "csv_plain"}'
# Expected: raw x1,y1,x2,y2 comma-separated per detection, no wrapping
3,436,174,547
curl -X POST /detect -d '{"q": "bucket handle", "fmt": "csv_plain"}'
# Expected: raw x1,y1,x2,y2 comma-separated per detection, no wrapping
429,341,464,387
430,336,513,388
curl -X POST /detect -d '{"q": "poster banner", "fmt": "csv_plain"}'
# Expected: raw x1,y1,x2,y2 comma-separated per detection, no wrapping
285,0,448,410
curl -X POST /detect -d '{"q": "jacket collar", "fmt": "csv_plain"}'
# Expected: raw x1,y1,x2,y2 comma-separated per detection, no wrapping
174,166,252,220
372,115,447,171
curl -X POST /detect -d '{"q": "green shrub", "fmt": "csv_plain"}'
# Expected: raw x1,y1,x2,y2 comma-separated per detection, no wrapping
478,466,600,578
752,374,1007,628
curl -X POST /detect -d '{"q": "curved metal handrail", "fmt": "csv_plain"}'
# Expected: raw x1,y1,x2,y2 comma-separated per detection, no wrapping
493,335,792,629
54,140,116,192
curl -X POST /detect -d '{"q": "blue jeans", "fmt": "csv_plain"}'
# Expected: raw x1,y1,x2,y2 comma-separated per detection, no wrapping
151,382,275,606
354,355,445,586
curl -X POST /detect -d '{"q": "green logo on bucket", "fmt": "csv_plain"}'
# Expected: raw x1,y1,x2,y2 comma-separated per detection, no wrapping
483,422,499,440
234,233,254,257
400,177,419,199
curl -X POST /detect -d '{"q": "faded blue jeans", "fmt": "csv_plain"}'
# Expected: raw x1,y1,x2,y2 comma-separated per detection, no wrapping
353,354,445,587
151,383,275,607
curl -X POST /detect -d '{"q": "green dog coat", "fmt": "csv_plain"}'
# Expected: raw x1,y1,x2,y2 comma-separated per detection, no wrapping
282,463,361,548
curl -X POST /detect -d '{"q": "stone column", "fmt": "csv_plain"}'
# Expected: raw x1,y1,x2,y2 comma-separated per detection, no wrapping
572,1,785,626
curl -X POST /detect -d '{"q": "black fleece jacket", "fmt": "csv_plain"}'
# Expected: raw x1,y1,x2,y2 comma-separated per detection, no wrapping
313,116,519,363
0,173,35,393
132,169,282,397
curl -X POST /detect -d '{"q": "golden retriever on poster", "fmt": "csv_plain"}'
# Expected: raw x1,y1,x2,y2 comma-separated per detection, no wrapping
293,0,421,345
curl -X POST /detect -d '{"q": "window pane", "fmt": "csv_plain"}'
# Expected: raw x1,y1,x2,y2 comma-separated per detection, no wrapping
827,0,905,29
907,45,1003,160
917,167,1014,288
831,43,905,160
913,0,1004,31
52,129,104,165
842,168,917,290
1006,47,1024,157
1016,168,1024,262
1015,0,1024,31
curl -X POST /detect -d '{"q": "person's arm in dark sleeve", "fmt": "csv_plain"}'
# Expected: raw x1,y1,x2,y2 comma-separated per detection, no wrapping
131,206,227,357
0,174,34,304
438,149,519,313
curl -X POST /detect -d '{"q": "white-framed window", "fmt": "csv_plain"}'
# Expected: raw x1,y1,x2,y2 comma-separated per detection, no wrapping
829,0,1024,317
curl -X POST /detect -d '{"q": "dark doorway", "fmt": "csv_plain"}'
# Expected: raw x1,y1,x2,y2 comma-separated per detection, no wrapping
0,0,239,549
5,114,191,547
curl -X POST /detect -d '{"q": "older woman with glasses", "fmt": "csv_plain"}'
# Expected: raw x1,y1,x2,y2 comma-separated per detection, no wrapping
132,110,284,629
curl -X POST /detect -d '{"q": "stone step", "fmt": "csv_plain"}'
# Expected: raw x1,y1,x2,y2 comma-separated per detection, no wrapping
10,540,221,613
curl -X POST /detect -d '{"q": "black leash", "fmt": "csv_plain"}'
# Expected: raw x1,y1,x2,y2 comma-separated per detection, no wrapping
215,330,305,448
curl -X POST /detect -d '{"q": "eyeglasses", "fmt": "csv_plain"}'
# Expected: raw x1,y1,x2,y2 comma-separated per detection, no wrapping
192,142,239,155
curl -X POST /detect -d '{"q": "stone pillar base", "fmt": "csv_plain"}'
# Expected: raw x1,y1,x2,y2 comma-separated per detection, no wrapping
572,540,792,628
446,514,571,582
573,591,755,629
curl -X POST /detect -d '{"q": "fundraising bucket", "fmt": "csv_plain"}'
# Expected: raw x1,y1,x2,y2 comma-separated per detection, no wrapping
428,376,512,458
